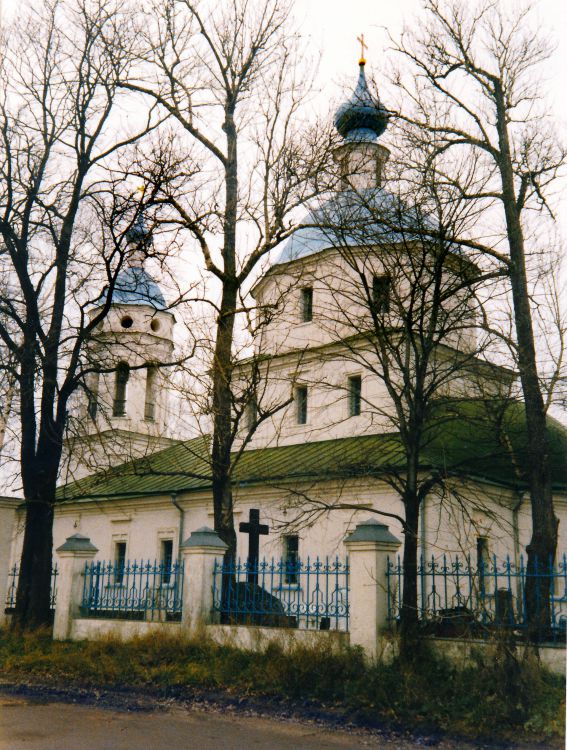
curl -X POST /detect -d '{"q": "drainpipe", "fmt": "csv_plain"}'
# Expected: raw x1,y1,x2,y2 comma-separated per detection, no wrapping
420,494,427,559
420,494,427,611
171,492,184,564
512,491,525,603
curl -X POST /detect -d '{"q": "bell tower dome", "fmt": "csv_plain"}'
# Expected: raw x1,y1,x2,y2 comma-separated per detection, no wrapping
333,57,390,191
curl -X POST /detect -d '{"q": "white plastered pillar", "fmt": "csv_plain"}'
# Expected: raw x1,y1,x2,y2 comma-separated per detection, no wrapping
0,497,20,626
181,527,228,631
344,518,401,661
53,534,98,641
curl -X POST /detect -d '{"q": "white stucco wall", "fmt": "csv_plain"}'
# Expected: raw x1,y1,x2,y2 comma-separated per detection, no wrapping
9,475,558,574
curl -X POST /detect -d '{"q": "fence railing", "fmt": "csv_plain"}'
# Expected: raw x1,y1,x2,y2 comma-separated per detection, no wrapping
81,559,183,621
387,553,567,641
4,564,59,611
212,557,350,631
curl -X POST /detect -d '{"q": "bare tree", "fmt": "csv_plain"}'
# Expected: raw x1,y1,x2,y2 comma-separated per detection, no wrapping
0,0,166,628
392,0,565,637
120,0,332,560
269,131,515,650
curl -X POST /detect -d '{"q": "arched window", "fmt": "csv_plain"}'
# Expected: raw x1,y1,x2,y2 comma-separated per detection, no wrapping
144,365,157,421
113,362,129,417
87,371,100,420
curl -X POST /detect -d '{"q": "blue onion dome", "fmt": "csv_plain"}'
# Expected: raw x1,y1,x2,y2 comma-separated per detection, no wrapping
334,63,389,143
126,211,152,247
101,267,167,310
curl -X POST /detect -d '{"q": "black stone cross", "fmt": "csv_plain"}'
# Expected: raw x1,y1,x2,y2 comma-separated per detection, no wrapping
239,508,269,583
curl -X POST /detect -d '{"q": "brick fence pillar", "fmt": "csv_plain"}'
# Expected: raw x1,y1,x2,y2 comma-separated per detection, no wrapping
345,518,401,660
181,527,228,631
53,534,98,641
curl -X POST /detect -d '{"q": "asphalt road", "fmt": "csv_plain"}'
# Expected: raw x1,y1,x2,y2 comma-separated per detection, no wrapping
0,694,393,749
0,692,561,749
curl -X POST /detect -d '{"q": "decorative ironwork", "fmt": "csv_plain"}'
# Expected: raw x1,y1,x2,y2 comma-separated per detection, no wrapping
212,556,349,631
4,564,59,611
81,559,183,621
386,553,567,642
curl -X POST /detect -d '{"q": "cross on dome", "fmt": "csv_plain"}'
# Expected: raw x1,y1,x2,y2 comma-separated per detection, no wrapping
357,33,368,65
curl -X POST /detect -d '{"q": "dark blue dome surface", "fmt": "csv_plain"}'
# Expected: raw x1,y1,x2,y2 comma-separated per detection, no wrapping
275,189,434,266
334,64,389,142
100,267,167,310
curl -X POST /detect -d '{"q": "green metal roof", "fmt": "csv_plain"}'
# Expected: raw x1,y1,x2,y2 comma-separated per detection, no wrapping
58,400,567,503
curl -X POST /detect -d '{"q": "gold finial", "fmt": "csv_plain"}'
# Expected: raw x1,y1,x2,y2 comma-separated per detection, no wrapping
357,33,368,66
136,184,145,197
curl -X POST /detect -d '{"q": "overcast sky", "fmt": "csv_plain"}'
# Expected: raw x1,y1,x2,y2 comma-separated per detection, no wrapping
3,0,565,218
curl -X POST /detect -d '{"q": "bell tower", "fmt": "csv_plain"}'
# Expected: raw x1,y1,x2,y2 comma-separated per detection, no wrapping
68,214,179,479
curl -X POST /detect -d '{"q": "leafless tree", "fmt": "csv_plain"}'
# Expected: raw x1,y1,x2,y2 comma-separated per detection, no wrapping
0,0,169,628
391,0,566,638
119,0,333,560
264,128,517,650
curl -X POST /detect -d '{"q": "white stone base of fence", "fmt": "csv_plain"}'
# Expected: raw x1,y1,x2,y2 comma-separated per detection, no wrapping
205,624,349,653
71,618,181,642
65,619,565,676
425,636,566,677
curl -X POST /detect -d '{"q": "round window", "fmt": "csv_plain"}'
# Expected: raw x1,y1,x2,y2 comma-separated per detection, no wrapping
120,316,133,329
150,319,160,332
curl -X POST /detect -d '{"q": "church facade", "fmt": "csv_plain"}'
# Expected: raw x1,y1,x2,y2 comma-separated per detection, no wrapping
2,60,567,626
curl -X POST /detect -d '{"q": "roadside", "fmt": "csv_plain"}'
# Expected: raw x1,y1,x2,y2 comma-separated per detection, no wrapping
0,629,563,747
0,680,561,750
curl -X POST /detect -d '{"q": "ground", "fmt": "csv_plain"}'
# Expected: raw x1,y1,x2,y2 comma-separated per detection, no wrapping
0,684,561,750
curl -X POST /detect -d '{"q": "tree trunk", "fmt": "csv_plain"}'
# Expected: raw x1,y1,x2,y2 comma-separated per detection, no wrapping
494,82,558,639
400,495,420,657
13,495,54,629
212,104,239,565
211,289,238,564
14,356,63,630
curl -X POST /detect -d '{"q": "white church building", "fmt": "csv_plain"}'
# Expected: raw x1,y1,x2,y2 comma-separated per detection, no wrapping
2,60,566,636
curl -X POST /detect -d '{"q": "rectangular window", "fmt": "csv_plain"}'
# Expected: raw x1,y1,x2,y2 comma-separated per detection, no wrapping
295,385,308,424
300,287,313,323
160,539,173,585
114,541,127,585
284,535,299,584
348,375,362,417
476,536,490,571
372,275,390,314
246,394,258,431
87,371,100,420
113,362,129,417
476,536,490,596
144,365,156,421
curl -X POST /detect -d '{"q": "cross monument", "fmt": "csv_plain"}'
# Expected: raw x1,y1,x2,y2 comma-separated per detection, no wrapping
239,508,269,584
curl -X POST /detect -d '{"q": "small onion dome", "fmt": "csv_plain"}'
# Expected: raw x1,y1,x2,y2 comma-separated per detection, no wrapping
334,63,389,143
126,212,152,247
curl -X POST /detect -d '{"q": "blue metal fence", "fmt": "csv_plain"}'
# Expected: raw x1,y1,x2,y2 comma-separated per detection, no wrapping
387,553,567,641
4,564,59,611
81,559,183,621
212,557,350,631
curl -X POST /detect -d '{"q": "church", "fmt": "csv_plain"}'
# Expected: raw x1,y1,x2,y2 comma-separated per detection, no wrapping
2,56,567,628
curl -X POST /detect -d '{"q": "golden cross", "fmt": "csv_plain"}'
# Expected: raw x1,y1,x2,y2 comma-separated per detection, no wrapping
357,33,368,65
136,184,145,196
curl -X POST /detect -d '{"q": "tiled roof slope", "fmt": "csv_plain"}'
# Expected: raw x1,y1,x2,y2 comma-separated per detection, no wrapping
58,401,567,502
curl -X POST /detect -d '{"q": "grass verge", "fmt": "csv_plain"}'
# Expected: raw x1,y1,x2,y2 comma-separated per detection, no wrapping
0,627,564,742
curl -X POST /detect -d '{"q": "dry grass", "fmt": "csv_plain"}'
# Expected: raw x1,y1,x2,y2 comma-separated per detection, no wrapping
0,627,564,741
